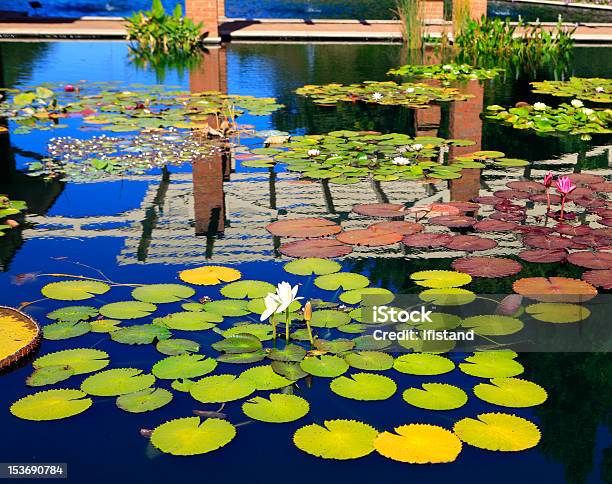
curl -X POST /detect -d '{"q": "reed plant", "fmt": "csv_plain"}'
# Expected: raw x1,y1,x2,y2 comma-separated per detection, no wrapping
394,0,424,51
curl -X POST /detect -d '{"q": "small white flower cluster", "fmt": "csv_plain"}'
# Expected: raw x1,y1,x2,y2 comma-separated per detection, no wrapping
307,149,321,157
533,102,548,111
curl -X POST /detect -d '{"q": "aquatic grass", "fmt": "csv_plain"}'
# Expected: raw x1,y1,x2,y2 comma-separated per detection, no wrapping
394,0,424,51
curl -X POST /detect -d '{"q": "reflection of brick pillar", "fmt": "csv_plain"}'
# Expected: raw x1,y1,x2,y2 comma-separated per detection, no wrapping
186,0,221,42
189,46,227,95
193,154,225,234
449,82,484,201
416,105,442,137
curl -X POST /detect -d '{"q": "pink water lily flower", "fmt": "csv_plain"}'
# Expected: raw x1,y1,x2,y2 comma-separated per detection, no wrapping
554,176,576,196
543,171,553,188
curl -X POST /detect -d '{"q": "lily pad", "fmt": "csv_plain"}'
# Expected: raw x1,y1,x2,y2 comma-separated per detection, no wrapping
284,258,342,276
204,299,250,317
81,368,155,396
33,348,109,375
473,378,547,407
525,303,590,323
310,309,351,328
393,354,454,375
26,365,74,387
369,221,423,235
300,355,349,377
452,257,523,278
240,365,293,390
242,393,310,423
459,354,524,378
116,387,173,413
461,315,524,336
220,280,276,299
90,319,122,333
150,417,236,456
353,203,407,218
43,321,91,340
402,233,452,248
567,251,612,270
453,413,540,451
419,288,476,306
518,249,567,263
445,235,497,251
212,333,263,354
280,238,353,258
41,280,110,301
293,420,378,460
178,266,241,286
10,389,92,421
111,324,171,345
153,311,222,330
156,338,200,355
402,383,467,410
336,229,403,247
344,351,394,371
410,270,472,289
47,306,98,323
582,269,612,289
190,374,256,403
99,301,157,320
267,344,307,362
266,217,342,238
339,288,395,305
512,277,597,303
131,284,195,303
330,373,396,400
152,354,217,380
314,272,369,291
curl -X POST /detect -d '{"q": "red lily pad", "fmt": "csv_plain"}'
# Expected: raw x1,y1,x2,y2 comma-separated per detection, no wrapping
473,220,518,232
582,269,612,290
565,187,593,200
493,189,531,200
592,228,612,237
571,234,611,248
529,194,562,204
489,212,526,222
352,203,406,218
266,217,342,238
280,238,352,258
428,215,476,228
574,198,605,209
592,208,612,218
402,233,452,248
554,224,592,236
566,251,612,270
523,235,576,250
589,182,612,193
411,203,462,217
369,221,423,235
451,256,523,278
506,181,545,193
494,201,525,213
336,229,403,247
517,226,555,235
567,173,604,186
600,218,612,227
513,277,597,302
445,235,497,251
446,201,480,212
473,196,503,205
518,249,567,263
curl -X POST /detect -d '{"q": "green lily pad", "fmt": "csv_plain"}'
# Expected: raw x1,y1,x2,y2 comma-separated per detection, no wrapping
293,420,378,460
314,272,370,291
459,354,525,378
90,319,122,333
473,377,547,407
220,280,276,299
203,299,251,317
100,301,157,319
110,324,171,345
339,288,395,305
271,361,308,380
47,306,98,323
41,280,110,301
461,315,524,336
402,383,468,410
268,344,307,362
330,373,397,401
116,387,173,413
212,333,263,354
43,321,91,340
243,393,310,423
81,368,155,396
152,354,217,380
156,338,200,356
10,389,93,421
150,417,236,456
344,351,394,371
190,374,256,403
393,354,455,375
171,378,195,392
33,348,109,375
222,323,274,341
314,338,355,354
131,284,195,303
153,311,222,330
300,355,349,378
216,350,267,364
240,365,293,390
284,258,342,276
310,309,351,328
26,365,75,387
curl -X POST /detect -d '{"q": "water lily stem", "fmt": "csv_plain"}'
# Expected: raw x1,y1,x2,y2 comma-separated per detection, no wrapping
285,309,290,343
560,195,566,221
270,314,277,342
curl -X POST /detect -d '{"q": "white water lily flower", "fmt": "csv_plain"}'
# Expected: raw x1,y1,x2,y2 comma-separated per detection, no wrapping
274,281,303,313
442,64,452,70
405,87,415,94
392,156,411,165
533,102,548,111
412,143,424,151
307,149,320,157
583,108,594,116
260,293,281,321
595,86,605,93
372,92,384,101
571,99,584,108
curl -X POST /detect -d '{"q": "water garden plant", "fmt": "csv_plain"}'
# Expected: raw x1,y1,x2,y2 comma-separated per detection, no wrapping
0,196,27,236
530,77,612,104
483,101,612,138
394,0,424,51
387,63,501,82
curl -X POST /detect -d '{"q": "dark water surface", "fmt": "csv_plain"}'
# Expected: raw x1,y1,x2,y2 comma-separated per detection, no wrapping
0,41,611,483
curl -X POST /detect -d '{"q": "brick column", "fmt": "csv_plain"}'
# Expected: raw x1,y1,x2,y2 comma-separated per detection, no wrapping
192,154,226,235
449,82,484,202
469,0,488,19
189,46,227,95
186,0,222,43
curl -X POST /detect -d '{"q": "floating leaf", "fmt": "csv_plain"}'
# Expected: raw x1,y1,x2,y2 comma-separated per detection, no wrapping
473,378,547,407
47,306,98,323
526,303,590,323
0,307,40,368
293,420,378,460
339,287,395,305
266,217,342,238
310,309,351,328
26,365,74,387
280,238,353,258
212,334,263,354
116,388,173,413
220,280,276,299
300,355,349,377
314,338,355,354
314,272,369,291
344,351,394,371
374,424,462,463
81,368,155,396
330,373,396,401
240,365,293,390
179,266,241,286
156,338,200,355
453,413,541,451
271,361,308,380
459,354,524,378
512,277,597,303
419,288,476,306
99,301,157,319
336,229,403,247
111,324,171,345
90,319,122,333
582,269,612,290
41,280,110,301
223,323,273,341
190,374,256,403
242,393,309,423
518,249,567,263
451,257,523,278
353,203,407,218
353,335,392,351
429,215,476,228
567,251,612,270
461,315,523,336
284,258,342,276
410,270,472,289
402,383,467,410
153,311,222,330
393,354,454,375
152,354,217,380
369,221,423,235
150,417,236,456
10,389,92,421
217,350,267,364
33,348,109,375
445,235,497,251
268,344,307,362
131,284,195,303
43,320,91,341
171,378,195,392
204,299,250,317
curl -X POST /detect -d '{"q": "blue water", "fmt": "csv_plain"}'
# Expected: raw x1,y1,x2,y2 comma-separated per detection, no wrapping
0,40,611,483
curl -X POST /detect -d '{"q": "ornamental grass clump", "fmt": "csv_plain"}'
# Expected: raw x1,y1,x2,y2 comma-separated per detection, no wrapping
394,0,424,51
126,0,204,56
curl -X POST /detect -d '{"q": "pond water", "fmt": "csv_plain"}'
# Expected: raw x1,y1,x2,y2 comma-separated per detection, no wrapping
4,0,612,22
0,40,611,483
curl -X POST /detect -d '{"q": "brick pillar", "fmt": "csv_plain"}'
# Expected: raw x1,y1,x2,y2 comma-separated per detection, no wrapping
469,0,488,19
192,154,226,234
449,82,484,201
186,0,222,42
423,0,444,20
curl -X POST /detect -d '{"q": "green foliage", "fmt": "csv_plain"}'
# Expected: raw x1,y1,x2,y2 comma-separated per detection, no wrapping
293,420,378,460
116,388,173,413
330,373,397,401
33,348,110,375
152,354,217,380
0,195,26,237
11,389,92,421
81,368,155,396
41,280,110,301
150,417,236,456
243,394,309,423
531,77,612,103
126,0,203,57
388,63,501,81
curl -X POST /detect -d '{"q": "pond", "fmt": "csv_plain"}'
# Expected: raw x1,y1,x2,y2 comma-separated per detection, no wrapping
0,40,611,483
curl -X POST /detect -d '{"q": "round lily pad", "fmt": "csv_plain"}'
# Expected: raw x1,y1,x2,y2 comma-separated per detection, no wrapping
461,315,524,336
81,368,155,396
459,354,524,378
512,277,597,303
452,257,523,278
212,333,263,354
344,351,394,371
204,299,250,317
266,217,341,238
314,272,369,291
90,319,122,333
567,251,612,270
178,266,241,286
330,373,396,400
190,374,256,403
280,238,353,258
116,388,173,413
309,309,351,328
445,235,497,251
153,311,222,330
33,348,109,375
240,365,293,390
339,287,395,305
111,324,171,345
26,365,75,387
267,344,307,362
429,215,476,228
151,417,236,456
100,301,157,320
300,355,349,377
393,354,454,375
10,389,92,421
47,306,98,323
220,280,276,299
518,249,567,263
156,338,200,355
293,420,378,460
525,303,590,323
152,354,217,380
453,413,540,451
284,258,342,275
336,229,403,247
353,203,406,218
369,221,423,235
402,383,467,410
242,393,309,423
43,321,91,340
582,269,612,289
41,280,110,301
410,270,472,289
131,284,195,303
419,288,476,306
473,378,547,407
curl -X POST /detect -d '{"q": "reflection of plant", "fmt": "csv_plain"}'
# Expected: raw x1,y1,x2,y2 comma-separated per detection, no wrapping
554,176,577,221
394,0,423,51
0,195,26,236
454,17,575,75
126,0,203,56
452,0,471,39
